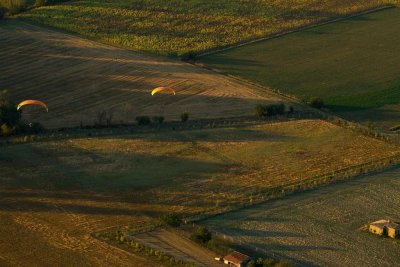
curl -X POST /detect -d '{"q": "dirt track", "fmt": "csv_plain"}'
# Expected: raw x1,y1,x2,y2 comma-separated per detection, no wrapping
0,21,288,129
129,229,222,267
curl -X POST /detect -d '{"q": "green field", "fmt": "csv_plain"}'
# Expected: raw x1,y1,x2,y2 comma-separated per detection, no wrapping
199,7,400,129
204,168,400,267
17,0,395,56
1,119,399,265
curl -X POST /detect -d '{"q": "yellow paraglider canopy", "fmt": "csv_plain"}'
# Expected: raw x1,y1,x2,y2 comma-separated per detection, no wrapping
151,87,176,96
17,100,48,112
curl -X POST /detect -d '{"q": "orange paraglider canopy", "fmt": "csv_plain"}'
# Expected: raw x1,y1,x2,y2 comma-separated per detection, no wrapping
17,100,48,112
151,87,176,96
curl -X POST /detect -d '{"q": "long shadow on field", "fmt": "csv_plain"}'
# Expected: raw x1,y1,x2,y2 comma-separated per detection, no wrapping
224,228,306,238
113,126,294,143
253,241,339,252
0,198,161,217
0,140,239,217
1,142,229,191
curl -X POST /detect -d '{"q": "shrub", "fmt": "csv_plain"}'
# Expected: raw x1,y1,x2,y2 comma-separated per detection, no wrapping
35,0,46,7
136,116,151,126
190,226,212,244
265,103,285,116
308,97,324,109
246,256,286,267
180,52,197,61
255,103,286,117
0,123,13,136
96,110,106,126
255,104,266,118
152,116,164,124
262,258,276,267
180,112,189,123
275,261,294,267
159,213,181,227
275,103,285,115
0,90,21,130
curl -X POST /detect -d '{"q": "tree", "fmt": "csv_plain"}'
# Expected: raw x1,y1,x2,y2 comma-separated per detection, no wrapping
255,104,266,118
136,116,151,126
159,213,182,227
0,90,21,130
308,97,324,109
0,7,5,19
256,103,286,118
181,112,189,123
152,116,164,124
190,226,212,244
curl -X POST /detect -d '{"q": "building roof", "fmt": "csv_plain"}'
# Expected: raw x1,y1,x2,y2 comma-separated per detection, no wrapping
224,251,251,264
370,220,399,229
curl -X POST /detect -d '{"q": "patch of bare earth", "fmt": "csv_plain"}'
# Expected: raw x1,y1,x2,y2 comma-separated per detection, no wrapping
129,229,222,267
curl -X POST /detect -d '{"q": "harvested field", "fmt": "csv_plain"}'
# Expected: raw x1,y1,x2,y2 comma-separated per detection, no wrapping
198,7,400,130
17,0,396,55
128,229,221,267
0,21,286,129
203,168,400,267
0,119,399,265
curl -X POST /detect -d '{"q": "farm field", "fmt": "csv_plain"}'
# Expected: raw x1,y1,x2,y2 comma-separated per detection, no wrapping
203,168,400,267
198,7,400,130
0,20,288,129
1,119,399,265
16,0,396,56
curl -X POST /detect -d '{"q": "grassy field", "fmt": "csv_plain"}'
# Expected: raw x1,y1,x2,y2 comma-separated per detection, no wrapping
203,168,400,267
1,119,399,265
15,0,396,56
0,20,289,129
198,7,400,130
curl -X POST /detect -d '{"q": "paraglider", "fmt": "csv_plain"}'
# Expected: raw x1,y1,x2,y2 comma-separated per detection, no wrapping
17,100,48,112
151,87,176,96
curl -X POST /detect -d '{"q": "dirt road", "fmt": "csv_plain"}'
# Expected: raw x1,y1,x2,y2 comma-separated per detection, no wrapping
130,229,222,267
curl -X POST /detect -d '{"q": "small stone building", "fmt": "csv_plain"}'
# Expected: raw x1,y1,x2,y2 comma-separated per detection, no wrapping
223,251,252,267
369,220,400,238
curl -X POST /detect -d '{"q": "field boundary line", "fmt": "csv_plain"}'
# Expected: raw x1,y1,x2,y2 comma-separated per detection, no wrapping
189,152,400,223
197,5,395,57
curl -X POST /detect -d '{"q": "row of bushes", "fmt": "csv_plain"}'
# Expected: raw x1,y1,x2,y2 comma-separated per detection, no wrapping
136,112,189,126
255,103,290,118
255,96,324,118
